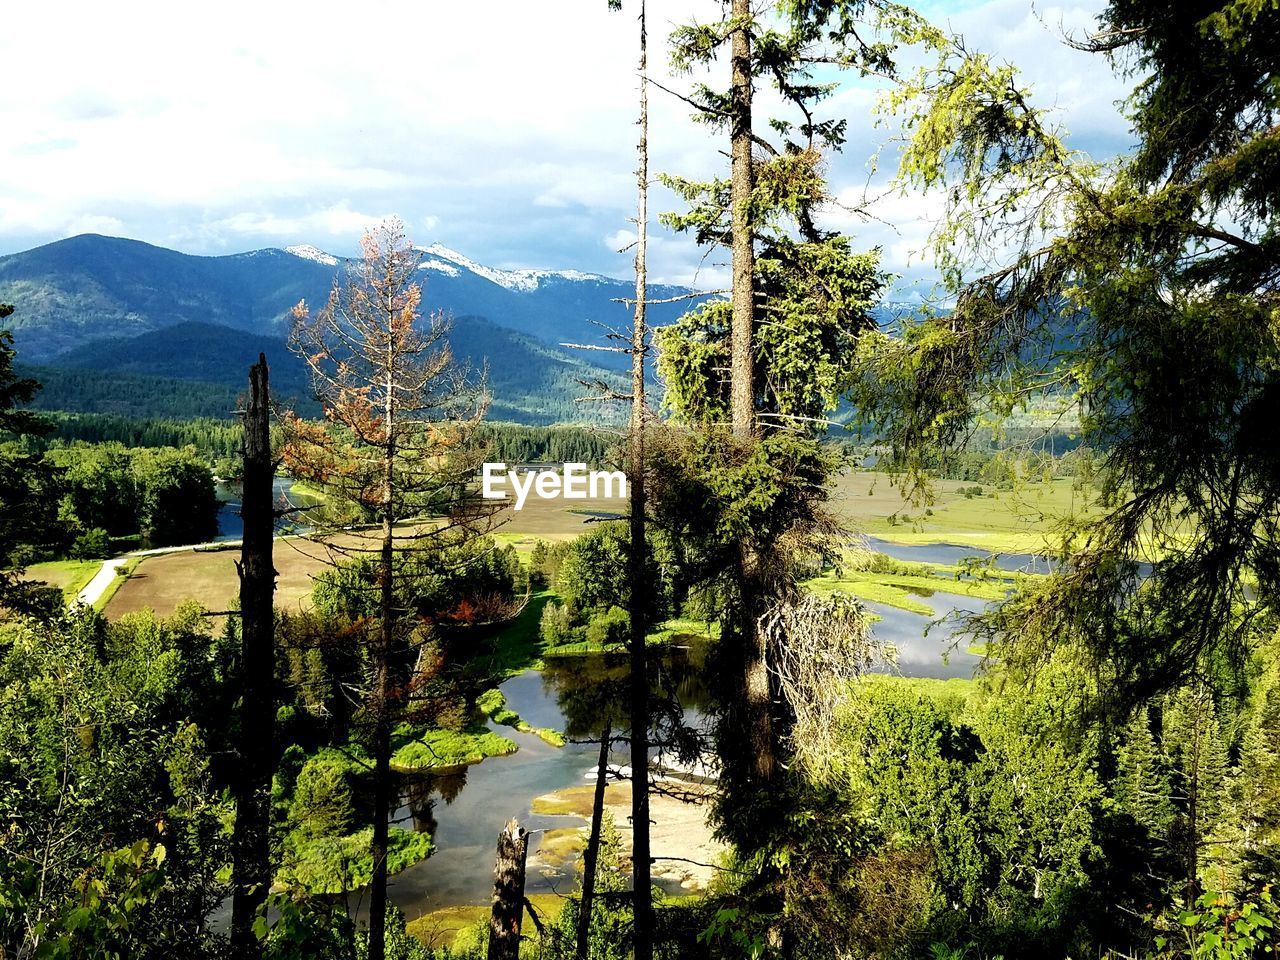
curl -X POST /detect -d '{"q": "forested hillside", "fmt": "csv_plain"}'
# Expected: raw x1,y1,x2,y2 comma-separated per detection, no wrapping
20,316,630,424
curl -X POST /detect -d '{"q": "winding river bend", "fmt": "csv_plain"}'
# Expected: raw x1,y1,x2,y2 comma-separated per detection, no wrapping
370,552,990,918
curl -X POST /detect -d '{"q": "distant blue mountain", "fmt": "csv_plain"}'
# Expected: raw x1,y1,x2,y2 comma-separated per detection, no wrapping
0,233,708,423
0,234,705,366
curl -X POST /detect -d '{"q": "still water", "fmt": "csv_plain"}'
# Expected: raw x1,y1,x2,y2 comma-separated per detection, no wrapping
370,580,986,918
384,654,713,915
863,535,1056,574
214,478,319,541
864,592,987,680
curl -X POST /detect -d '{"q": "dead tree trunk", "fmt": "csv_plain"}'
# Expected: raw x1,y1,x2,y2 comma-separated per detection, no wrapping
576,722,613,960
729,0,756,441
230,354,276,959
629,4,654,958
487,818,530,960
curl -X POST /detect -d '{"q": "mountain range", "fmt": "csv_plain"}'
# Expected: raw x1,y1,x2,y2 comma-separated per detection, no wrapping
0,234,706,424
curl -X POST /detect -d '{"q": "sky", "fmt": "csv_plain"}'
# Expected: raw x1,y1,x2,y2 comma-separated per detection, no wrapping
0,0,1134,293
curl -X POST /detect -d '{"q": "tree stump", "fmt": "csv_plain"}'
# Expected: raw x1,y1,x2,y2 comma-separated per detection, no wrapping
487,818,529,960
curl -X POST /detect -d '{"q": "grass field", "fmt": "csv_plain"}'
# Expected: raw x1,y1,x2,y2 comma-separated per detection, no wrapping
807,563,1022,614
95,472,1087,621
20,559,101,600
488,490,626,537
104,539,333,620
830,473,1097,553
103,491,628,621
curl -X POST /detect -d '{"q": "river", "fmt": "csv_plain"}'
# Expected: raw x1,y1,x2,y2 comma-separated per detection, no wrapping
214,477,319,541
366,566,987,918
863,535,1056,574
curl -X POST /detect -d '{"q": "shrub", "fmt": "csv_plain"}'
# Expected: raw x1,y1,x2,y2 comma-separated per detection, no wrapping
585,605,629,648
540,601,575,646
70,526,112,560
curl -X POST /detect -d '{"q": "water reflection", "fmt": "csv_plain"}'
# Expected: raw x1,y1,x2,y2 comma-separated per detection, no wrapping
214,477,320,542
865,592,989,680
538,648,713,740
864,535,1056,575
375,586,987,917
382,653,712,917
402,768,469,837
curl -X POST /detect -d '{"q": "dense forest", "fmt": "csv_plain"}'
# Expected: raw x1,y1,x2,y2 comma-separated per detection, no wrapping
2,1,1279,959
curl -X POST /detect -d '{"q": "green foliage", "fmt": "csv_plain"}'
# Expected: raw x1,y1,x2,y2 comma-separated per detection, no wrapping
312,535,524,625
538,523,690,658
38,411,246,460
31,441,221,551
1234,663,1280,885
866,0,1280,706
279,827,433,895
24,840,170,960
289,754,357,840
475,422,610,467
0,315,59,605
548,811,632,960
1152,887,1279,960
0,604,234,959
553,522,632,614
258,896,431,960
69,526,111,560
585,605,630,648
1115,709,1176,839
828,669,1122,955
20,363,248,420
656,236,883,428
260,893,357,960
539,600,578,647
529,538,571,589
390,727,518,771
0,314,47,439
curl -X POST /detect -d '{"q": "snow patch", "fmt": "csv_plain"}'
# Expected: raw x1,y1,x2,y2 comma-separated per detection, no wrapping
419,258,460,277
420,242,606,292
285,244,339,267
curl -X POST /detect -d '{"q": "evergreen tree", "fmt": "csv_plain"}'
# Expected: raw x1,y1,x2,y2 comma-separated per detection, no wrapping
1163,686,1233,900
1114,708,1175,843
862,0,1280,707
655,0,930,941
1235,662,1280,884
0,305,58,609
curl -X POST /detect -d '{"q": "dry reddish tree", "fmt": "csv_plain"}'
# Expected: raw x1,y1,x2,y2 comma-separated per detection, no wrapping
283,218,493,960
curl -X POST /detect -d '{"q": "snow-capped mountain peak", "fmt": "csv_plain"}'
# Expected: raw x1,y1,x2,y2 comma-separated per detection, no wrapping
419,242,606,293
284,244,339,267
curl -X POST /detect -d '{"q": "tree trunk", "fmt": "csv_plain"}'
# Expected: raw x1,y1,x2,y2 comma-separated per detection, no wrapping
576,722,612,960
729,0,756,440
728,0,775,786
630,5,654,958
487,819,529,960
740,549,774,783
230,354,276,959
369,364,397,960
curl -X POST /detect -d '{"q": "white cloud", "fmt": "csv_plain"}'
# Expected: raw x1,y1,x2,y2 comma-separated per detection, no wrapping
212,205,398,241
63,214,127,237
0,0,1125,289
